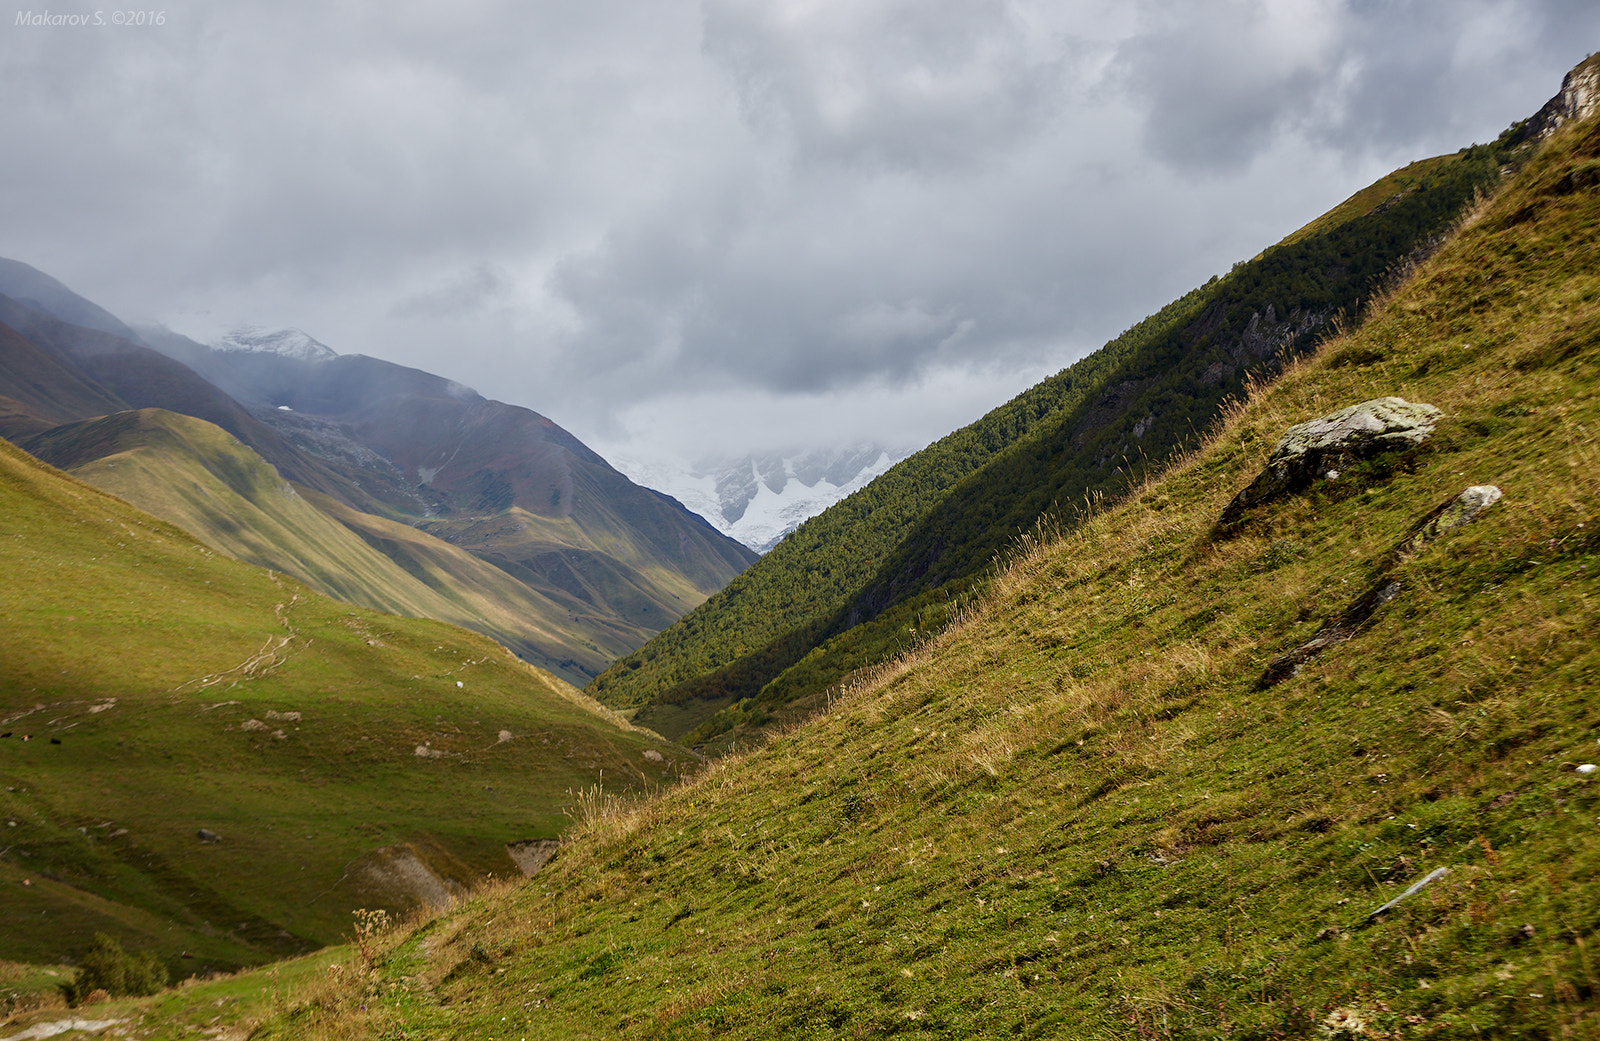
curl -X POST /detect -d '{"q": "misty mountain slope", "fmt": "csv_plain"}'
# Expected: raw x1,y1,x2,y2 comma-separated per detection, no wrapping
0,432,693,973
206,345,761,675
593,129,1516,745
0,317,129,435
0,257,142,341
0,292,396,516
156,339,758,594
0,273,757,681
210,102,1600,1041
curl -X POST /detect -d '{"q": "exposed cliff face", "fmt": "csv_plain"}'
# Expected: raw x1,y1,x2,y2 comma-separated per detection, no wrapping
1525,52,1600,140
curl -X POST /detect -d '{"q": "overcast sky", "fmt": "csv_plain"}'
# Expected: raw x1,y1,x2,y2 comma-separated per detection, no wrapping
3,1,1595,467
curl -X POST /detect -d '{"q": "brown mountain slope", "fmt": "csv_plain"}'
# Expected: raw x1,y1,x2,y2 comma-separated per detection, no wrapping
0,318,127,436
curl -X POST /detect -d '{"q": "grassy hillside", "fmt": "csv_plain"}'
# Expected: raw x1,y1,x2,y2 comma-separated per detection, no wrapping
594,132,1519,749
0,438,695,976
120,105,1600,1040
226,355,762,681
21,408,656,684
0,286,758,685
158,346,761,599
318,494,691,681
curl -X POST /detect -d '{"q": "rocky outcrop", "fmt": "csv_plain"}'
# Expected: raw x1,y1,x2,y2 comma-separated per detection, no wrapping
1072,379,1151,448
336,838,479,913
1218,397,1442,528
1392,485,1503,559
506,838,561,876
1231,304,1327,365
1525,53,1600,141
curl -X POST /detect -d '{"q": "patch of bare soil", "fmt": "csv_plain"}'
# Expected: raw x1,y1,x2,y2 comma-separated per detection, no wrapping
505,838,559,876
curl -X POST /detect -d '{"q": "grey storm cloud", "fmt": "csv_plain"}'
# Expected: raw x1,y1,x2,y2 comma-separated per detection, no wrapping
3,0,1596,461
1119,0,1599,172
391,264,515,320
701,0,1064,172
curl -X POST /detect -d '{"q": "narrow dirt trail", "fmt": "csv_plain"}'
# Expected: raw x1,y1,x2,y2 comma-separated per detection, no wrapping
174,588,307,692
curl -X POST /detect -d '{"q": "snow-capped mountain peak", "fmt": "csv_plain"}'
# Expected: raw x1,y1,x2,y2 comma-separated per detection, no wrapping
611,443,907,553
213,325,338,363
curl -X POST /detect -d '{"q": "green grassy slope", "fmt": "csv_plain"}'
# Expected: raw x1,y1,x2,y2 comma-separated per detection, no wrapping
184,108,1598,1040
20,407,648,685
0,439,694,975
318,495,690,682
0,289,757,686
21,408,524,618
594,134,1516,747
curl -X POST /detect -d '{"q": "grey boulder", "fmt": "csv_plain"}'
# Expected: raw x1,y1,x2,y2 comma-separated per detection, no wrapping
1219,397,1442,527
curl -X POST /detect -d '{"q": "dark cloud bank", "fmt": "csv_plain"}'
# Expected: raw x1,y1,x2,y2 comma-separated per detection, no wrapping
3,0,1594,462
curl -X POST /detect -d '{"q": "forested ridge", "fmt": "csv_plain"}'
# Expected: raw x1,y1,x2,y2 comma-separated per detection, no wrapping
591,129,1526,748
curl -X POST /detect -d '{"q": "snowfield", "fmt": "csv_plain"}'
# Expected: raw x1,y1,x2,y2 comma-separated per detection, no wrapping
610,445,903,553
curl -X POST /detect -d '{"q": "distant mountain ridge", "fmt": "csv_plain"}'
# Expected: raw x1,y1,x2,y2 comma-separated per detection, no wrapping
0,263,757,683
154,333,757,586
213,324,339,363
0,256,141,340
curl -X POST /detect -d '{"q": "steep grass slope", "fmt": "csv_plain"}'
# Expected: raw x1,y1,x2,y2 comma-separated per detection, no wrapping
593,131,1515,747
314,494,690,680
170,108,1600,1040
0,439,694,975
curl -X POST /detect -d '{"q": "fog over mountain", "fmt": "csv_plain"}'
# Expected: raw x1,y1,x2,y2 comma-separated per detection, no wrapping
4,1,1596,471
612,443,909,552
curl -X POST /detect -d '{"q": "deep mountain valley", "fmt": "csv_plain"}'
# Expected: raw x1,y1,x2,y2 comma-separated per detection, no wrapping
0,52,1596,1041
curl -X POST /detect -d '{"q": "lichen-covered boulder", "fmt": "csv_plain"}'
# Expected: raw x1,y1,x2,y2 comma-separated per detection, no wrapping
1219,397,1442,527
